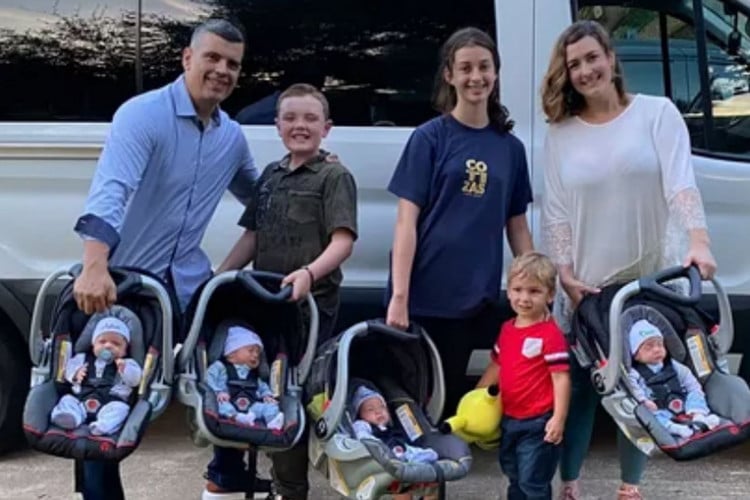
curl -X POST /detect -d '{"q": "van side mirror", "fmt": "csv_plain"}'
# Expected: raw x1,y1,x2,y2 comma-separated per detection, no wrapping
729,30,741,56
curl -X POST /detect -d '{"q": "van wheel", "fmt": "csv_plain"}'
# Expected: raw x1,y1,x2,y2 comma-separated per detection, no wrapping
0,319,30,453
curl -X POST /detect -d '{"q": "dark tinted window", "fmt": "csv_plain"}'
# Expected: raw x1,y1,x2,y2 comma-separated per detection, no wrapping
1,0,496,125
0,1,138,121
143,0,498,126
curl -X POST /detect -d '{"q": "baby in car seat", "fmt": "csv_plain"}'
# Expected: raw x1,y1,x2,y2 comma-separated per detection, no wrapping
351,385,438,463
627,319,721,438
206,326,284,430
51,316,142,436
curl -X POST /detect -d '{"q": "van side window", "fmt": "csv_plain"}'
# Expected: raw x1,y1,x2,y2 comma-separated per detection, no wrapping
579,2,750,158
0,1,139,122
1,1,497,127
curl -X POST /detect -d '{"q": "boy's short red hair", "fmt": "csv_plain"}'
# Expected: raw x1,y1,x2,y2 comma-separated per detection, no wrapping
277,83,330,119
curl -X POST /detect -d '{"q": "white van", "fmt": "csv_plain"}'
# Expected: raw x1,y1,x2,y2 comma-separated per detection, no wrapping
0,0,749,450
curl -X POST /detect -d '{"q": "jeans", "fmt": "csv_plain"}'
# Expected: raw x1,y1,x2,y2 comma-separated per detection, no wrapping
270,430,310,500
77,460,124,500
559,358,648,484
499,412,559,500
206,448,257,492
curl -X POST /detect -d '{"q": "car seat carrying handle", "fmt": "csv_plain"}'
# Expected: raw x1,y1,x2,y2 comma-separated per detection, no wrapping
237,270,293,302
598,265,734,395
29,264,175,407
365,319,422,340
639,265,702,306
178,270,319,384
68,264,143,299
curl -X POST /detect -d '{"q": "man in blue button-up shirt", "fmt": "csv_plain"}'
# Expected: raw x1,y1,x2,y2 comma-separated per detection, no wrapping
71,20,257,500
74,21,257,314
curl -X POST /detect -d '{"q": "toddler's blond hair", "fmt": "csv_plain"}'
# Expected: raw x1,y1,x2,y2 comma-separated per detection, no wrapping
508,251,557,292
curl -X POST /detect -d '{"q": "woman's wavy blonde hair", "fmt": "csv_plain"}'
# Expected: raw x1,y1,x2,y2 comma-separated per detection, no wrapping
541,20,627,123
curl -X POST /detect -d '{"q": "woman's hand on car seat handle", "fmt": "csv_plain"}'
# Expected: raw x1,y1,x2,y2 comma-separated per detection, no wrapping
559,267,600,308
683,232,717,280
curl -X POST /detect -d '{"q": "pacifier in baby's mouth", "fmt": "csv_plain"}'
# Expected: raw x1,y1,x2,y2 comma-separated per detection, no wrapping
97,349,114,363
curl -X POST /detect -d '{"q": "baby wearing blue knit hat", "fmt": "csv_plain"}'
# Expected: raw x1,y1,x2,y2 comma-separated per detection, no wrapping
50,315,142,435
205,326,284,430
626,319,720,438
351,385,438,464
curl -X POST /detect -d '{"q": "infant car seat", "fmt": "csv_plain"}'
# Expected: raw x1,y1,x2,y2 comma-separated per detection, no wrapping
24,265,176,461
306,320,472,499
178,270,318,451
571,266,750,460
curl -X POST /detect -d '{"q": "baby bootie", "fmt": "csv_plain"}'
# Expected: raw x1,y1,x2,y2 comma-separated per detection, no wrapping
235,411,256,426
692,412,721,429
267,412,284,430
51,411,80,430
403,445,439,464
89,421,109,436
666,421,694,438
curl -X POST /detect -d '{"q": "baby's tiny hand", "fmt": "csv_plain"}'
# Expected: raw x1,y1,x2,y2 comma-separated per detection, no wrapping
644,400,658,411
263,395,276,403
74,365,88,383
115,358,125,372
217,392,230,403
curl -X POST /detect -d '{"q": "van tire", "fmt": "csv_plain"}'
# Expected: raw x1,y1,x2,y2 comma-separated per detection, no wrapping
0,318,30,453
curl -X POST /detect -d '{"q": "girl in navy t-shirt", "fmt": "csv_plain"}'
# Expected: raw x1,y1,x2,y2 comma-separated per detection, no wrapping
385,26,534,417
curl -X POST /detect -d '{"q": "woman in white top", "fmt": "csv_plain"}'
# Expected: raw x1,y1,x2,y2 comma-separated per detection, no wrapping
540,20,717,500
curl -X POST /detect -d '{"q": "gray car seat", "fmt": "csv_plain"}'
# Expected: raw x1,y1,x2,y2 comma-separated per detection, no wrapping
306,320,472,499
178,270,318,452
24,267,175,461
571,266,750,460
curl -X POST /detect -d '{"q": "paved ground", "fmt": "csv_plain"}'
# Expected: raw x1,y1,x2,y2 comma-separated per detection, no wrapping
1,403,749,500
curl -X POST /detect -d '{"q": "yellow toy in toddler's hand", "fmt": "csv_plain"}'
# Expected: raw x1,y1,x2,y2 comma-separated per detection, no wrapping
439,385,502,450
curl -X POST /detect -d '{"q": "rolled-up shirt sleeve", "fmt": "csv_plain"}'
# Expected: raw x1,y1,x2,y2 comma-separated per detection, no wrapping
324,168,358,240
74,101,155,250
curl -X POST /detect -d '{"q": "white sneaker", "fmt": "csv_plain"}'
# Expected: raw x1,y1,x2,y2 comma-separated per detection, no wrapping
267,412,284,430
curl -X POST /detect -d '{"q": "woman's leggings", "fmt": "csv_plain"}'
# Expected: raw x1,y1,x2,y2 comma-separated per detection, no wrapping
559,358,648,485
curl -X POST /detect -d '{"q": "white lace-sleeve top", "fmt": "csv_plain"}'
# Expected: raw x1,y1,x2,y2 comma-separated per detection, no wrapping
541,94,707,329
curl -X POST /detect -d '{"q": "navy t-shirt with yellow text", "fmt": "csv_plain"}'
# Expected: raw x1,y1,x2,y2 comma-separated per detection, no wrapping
386,114,532,318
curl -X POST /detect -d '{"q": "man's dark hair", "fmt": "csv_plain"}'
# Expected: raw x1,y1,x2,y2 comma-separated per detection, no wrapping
190,19,244,46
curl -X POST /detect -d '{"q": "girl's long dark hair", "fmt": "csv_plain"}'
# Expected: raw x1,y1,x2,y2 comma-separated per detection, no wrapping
433,27,514,132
